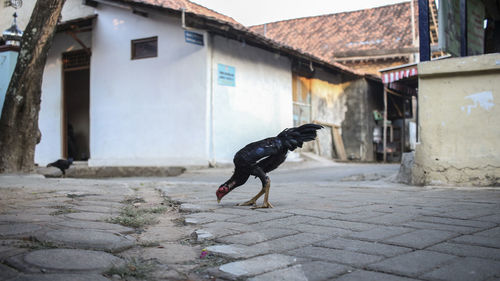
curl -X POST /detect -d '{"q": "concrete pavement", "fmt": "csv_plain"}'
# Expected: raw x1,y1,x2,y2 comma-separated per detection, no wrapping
0,160,499,280
0,175,201,281
160,162,500,281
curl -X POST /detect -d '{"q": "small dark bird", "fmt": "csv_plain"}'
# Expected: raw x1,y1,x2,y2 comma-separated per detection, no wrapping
47,158,73,177
216,123,323,208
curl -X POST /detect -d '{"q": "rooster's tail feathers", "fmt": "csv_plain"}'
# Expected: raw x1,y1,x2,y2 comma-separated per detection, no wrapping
278,123,323,151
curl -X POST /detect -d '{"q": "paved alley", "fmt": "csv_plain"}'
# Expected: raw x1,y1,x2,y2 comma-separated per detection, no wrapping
1,162,499,280
161,162,500,281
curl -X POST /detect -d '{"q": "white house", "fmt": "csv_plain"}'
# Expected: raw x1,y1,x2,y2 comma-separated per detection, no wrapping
1,0,364,167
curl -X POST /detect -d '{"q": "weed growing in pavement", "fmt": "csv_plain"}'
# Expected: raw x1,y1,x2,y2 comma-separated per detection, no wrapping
121,197,146,205
107,205,168,229
145,206,168,214
107,206,157,228
18,237,58,250
105,257,156,280
172,217,186,226
161,196,182,210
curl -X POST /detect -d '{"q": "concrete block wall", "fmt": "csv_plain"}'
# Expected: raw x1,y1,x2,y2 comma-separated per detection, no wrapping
413,53,500,186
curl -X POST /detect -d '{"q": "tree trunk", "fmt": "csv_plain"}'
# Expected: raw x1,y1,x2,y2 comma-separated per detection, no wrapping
0,0,66,173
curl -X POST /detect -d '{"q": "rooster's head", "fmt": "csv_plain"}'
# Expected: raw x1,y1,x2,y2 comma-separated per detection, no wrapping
216,184,230,203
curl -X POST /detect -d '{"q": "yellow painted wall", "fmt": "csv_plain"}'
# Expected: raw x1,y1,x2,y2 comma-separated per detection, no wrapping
292,73,376,161
292,74,351,126
311,78,352,159
311,78,351,125
413,53,500,186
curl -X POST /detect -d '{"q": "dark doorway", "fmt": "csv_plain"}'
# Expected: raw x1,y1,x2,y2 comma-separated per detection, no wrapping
62,50,90,161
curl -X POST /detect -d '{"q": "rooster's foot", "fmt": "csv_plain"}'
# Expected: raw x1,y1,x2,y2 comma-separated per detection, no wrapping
236,200,256,206
251,202,273,209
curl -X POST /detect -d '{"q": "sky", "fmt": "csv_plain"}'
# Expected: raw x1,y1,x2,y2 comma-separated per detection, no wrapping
191,0,409,26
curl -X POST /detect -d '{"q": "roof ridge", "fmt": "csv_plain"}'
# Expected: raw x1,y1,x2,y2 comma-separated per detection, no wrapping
250,1,410,28
187,0,243,26
101,0,363,76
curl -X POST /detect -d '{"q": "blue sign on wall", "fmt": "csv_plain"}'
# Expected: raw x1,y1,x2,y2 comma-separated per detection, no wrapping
217,64,235,87
184,31,204,46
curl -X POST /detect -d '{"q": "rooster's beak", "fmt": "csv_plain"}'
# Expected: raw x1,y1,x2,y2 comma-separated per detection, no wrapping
217,198,221,204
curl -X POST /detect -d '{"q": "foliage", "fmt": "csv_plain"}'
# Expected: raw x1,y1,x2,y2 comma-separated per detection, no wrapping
105,257,156,280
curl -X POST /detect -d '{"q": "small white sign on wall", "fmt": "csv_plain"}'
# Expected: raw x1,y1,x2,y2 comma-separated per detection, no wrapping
217,64,235,87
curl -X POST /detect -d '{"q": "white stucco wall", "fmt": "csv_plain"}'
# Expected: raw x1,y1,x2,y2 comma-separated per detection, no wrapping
0,0,94,31
29,3,294,167
89,6,209,166
35,31,92,165
211,35,293,163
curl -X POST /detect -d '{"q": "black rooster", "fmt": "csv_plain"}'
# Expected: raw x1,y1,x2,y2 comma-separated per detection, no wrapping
47,158,73,177
216,123,323,208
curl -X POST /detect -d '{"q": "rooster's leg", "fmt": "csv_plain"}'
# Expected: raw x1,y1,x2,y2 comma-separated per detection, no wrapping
236,188,265,206
252,168,273,209
239,167,273,208
252,177,273,209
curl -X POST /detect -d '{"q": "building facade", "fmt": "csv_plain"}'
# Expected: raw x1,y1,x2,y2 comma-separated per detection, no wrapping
2,0,376,167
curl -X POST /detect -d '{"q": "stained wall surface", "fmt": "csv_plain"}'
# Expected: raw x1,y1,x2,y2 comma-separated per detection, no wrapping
413,53,500,186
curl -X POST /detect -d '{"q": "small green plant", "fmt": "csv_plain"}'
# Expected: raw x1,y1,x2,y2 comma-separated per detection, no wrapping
123,206,167,216
109,195,168,228
19,237,58,250
121,197,146,204
173,217,186,226
105,257,156,280
107,213,156,229
107,206,159,228
145,206,168,214
162,197,181,209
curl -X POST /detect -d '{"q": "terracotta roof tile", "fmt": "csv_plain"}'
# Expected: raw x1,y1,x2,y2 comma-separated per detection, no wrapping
121,0,242,27
111,0,362,76
250,2,415,61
